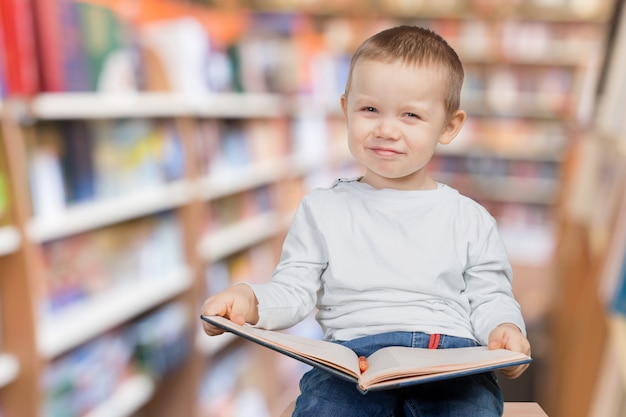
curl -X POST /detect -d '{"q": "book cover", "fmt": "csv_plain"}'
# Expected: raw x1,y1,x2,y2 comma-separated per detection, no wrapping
200,315,532,393
28,123,67,217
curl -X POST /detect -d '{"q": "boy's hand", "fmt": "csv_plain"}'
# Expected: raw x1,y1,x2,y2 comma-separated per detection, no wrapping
488,323,531,379
201,284,259,336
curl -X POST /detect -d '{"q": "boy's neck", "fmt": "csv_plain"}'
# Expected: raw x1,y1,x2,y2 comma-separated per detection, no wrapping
359,174,438,191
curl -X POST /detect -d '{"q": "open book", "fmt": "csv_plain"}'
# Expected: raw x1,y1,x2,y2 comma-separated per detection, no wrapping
200,315,532,393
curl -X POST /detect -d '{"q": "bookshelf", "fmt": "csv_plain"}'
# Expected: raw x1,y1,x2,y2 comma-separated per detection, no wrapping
0,0,616,416
548,1,626,417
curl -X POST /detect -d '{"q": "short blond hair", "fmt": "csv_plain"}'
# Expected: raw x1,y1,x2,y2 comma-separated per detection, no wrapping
344,25,464,119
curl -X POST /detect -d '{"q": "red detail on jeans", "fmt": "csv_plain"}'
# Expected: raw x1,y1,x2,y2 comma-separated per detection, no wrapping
428,333,441,349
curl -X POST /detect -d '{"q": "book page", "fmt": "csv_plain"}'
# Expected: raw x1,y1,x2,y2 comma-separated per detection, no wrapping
202,315,361,378
362,346,529,388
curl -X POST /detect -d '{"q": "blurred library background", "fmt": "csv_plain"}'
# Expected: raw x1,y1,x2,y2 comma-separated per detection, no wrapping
0,0,625,416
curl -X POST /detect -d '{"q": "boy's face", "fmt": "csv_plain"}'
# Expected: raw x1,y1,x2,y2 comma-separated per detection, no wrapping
341,59,465,190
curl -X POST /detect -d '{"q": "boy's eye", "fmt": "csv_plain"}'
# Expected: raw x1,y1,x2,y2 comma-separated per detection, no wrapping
405,112,420,119
362,107,376,112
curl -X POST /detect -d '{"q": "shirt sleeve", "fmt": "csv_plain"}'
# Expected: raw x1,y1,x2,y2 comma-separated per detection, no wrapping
247,195,328,330
464,219,527,346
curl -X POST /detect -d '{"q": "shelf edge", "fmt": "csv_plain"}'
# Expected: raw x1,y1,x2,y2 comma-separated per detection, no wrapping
0,226,21,257
37,266,193,359
28,181,193,242
0,354,20,388
83,373,155,417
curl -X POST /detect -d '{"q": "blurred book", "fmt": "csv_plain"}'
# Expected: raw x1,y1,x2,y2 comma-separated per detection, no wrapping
0,0,40,94
139,17,212,94
40,212,183,314
0,138,12,226
76,0,139,92
33,0,90,92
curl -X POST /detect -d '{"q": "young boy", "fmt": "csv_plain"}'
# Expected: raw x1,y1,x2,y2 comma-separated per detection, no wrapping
202,25,531,416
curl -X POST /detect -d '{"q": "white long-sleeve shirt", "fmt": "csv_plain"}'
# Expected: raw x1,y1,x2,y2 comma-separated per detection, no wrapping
249,178,526,345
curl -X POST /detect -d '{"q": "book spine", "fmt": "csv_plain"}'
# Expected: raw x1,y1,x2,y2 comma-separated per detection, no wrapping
32,0,64,91
60,0,91,91
61,121,95,203
75,1,122,91
0,19,7,98
611,257,626,316
0,0,40,95
0,140,11,226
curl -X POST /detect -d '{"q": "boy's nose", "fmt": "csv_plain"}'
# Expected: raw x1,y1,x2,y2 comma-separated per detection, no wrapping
376,117,400,140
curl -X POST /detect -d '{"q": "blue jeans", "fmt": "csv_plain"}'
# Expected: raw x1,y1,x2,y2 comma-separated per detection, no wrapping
293,332,503,417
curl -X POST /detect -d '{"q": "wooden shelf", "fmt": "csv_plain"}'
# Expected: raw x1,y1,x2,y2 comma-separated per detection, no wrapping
198,212,289,262
83,374,155,417
0,354,19,389
37,266,193,359
28,92,289,120
0,226,20,257
27,180,193,242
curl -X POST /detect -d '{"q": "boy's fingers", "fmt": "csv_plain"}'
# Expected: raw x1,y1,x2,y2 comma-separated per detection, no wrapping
500,363,529,379
227,299,248,325
488,339,503,350
202,321,225,336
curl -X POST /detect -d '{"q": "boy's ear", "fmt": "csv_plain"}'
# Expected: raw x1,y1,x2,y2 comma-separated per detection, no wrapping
439,109,466,145
340,94,348,118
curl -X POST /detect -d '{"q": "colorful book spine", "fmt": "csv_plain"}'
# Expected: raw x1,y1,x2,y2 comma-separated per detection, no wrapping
0,0,40,95
61,121,95,202
612,258,626,317
75,1,123,91
32,0,64,91
59,0,91,91
0,139,11,226
0,20,7,98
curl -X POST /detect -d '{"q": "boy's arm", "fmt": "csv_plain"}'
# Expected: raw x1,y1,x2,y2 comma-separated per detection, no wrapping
488,323,531,379
201,284,259,336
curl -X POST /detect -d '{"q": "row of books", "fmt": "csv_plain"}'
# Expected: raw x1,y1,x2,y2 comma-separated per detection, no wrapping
242,0,608,20
193,119,292,177
204,187,274,233
429,154,560,180
198,344,273,417
0,0,604,96
42,301,190,417
205,241,278,294
462,66,575,118
27,117,293,220
39,212,183,315
429,18,603,64
445,118,569,159
28,119,184,218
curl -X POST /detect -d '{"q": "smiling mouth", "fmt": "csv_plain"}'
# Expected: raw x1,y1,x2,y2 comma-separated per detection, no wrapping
369,147,403,157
